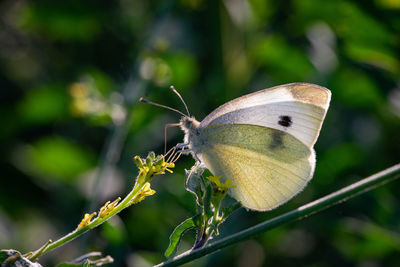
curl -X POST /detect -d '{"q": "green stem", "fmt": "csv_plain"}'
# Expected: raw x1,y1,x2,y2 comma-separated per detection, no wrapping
155,163,400,267
33,180,146,259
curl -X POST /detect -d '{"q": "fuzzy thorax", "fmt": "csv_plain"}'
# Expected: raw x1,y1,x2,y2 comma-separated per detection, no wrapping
180,116,201,155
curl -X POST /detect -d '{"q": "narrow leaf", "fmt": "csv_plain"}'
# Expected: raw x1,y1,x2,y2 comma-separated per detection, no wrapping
165,216,198,258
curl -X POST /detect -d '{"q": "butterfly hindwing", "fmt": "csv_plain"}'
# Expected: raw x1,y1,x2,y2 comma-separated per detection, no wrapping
196,124,315,211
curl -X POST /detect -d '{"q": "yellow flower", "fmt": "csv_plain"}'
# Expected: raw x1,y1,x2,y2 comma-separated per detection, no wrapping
99,197,121,218
153,160,175,175
77,212,97,230
206,176,236,194
132,182,156,203
134,153,175,184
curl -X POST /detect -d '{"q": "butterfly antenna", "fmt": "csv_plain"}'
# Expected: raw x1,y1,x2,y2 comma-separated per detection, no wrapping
139,97,187,117
170,86,191,117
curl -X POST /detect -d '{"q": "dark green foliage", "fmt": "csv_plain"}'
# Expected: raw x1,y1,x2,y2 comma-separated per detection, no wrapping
1,0,400,266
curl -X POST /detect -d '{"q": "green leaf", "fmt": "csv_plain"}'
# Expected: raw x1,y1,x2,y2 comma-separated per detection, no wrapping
164,216,199,258
13,136,96,182
164,53,199,90
344,42,400,74
331,69,384,109
18,84,69,125
18,2,101,42
101,220,126,245
250,35,314,82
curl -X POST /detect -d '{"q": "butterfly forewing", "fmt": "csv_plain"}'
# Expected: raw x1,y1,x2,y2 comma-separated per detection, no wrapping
199,83,331,148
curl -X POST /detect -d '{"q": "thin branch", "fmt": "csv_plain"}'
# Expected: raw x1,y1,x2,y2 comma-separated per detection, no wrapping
155,163,400,267
36,179,145,258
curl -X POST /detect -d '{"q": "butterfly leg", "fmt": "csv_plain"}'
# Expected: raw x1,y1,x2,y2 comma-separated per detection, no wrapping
175,142,192,154
175,142,189,148
185,161,204,188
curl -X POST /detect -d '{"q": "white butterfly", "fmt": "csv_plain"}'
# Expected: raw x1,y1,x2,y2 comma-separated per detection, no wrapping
143,83,331,211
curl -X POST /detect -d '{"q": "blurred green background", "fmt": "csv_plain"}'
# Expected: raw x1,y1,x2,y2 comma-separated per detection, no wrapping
1,0,400,266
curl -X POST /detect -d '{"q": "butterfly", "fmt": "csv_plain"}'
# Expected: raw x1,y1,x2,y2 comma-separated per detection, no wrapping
142,83,331,211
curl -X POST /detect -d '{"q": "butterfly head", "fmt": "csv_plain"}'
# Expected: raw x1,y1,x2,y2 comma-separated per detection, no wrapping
180,116,200,151
139,86,203,157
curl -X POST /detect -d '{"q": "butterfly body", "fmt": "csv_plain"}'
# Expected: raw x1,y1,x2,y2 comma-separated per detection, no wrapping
180,82,331,211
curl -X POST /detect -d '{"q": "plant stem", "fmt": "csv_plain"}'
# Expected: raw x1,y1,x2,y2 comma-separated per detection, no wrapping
35,180,146,258
155,163,400,267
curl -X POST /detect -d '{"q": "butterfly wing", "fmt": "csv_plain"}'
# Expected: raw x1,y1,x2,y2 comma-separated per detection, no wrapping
196,124,315,210
194,83,330,210
199,83,331,147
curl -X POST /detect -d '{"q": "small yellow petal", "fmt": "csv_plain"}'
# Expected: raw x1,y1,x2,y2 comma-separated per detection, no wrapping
77,212,97,230
131,182,156,204
206,176,235,193
99,197,121,218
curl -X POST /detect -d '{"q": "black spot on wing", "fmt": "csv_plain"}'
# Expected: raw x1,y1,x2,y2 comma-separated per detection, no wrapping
278,115,292,127
269,131,284,149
